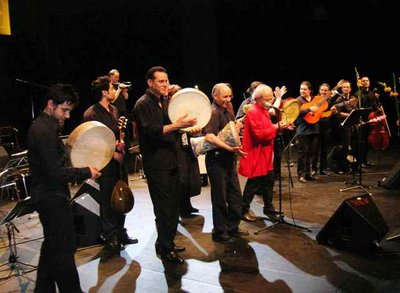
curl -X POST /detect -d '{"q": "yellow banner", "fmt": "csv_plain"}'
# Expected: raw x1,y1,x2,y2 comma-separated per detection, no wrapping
0,0,11,35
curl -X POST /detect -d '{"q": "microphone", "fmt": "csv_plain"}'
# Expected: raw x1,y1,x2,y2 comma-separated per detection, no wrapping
265,102,282,112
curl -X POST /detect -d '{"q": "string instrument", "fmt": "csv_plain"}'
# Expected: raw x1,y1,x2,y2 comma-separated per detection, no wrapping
367,107,390,151
111,116,135,215
301,79,345,124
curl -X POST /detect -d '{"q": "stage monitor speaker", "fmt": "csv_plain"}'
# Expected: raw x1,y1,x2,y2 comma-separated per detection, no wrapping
316,194,389,252
71,179,102,247
382,160,400,190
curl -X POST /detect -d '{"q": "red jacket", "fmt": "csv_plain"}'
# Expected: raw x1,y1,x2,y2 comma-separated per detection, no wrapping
238,103,276,178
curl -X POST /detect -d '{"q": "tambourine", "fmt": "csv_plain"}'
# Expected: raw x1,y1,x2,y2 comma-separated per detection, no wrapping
66,121,116,171
168,87,212,131
279,98,300,124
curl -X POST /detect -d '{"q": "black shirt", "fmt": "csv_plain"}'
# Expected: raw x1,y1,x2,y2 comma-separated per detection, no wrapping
27,112,91,203
133,89,177,171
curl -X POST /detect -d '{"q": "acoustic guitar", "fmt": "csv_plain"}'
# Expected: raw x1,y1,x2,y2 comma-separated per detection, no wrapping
301,79,345,124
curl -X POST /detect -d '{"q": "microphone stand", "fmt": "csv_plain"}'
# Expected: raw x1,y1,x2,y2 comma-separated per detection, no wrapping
15,79,49,120
255,123,311,235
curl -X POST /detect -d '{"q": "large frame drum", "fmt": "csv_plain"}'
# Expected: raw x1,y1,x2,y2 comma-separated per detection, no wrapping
66,121,115,171
168,87,212,132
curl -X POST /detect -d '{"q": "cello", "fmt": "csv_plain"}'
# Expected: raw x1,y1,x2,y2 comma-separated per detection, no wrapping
367,105,391,151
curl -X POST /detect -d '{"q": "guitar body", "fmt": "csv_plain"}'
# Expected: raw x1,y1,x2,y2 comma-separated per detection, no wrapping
301,96,329,124
300,79,345,124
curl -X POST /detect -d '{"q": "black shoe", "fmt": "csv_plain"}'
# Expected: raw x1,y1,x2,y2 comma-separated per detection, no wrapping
319,170,329,175
161,251,185,264
263,206,281,215
120,235,138,245
228,228,249,237
155,243,186,255
305,175,318,181
212,233,236,244
361,163,370,169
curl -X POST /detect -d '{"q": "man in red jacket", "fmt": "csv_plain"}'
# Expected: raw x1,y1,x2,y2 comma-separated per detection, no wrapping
238,84,292,221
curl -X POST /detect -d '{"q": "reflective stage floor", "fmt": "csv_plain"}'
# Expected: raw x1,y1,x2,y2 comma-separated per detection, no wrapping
1,146,400,292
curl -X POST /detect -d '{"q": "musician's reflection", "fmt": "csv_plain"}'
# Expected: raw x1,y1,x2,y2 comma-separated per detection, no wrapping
239,84,293,221
202,83,247,244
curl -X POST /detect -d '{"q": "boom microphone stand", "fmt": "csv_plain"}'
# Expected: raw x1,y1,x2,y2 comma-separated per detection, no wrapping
255,128,311,235
339,108,372,195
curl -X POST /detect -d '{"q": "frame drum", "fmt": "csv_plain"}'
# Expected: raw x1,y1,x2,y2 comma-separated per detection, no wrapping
168,87,211,131
280,98,300,124
66,121,116,171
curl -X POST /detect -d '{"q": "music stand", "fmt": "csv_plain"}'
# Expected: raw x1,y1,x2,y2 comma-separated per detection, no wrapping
0,197,37,282
339,108,372,195
254,131,311,235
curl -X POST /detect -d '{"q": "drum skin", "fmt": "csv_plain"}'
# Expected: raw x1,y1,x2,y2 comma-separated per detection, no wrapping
111,180,134,214
280,98,300,124
168,87,212,131
66,121,115,171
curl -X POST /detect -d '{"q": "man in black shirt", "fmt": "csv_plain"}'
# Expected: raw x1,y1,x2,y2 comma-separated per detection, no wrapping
27,83,101,293
133,66,196,264
83,76,137,258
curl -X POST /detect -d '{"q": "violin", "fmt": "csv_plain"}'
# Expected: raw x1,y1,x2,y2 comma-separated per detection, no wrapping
367,107,390,151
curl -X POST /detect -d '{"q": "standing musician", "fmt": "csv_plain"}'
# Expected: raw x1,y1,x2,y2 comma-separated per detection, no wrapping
133,66,196,264
354,76,379,168
203,83,248,244
330,80,358,174
167,84,201,217
239,84,293,222
83,76,137,258
315,83,337,176
295,81,319,183
27,84,102,293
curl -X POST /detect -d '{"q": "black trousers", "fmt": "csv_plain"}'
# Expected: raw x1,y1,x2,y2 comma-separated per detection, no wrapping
242,172,275,213
34,197,82,293
206,151,242,235
297,133,319,178
97,160,127,242
146,167,180,253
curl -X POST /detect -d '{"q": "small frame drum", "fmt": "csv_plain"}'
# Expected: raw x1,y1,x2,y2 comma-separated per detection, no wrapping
168,87,212,131
66,121,116,171
280,98,300,124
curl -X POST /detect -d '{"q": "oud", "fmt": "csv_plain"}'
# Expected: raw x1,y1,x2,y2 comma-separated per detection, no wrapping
301,79,344,124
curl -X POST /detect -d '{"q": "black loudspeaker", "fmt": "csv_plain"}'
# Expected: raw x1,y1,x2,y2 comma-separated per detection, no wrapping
382,160,400,190
316,194,389,251
71,180,102,247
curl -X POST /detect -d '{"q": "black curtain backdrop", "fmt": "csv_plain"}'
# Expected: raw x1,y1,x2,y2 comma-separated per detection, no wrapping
1,0,399,148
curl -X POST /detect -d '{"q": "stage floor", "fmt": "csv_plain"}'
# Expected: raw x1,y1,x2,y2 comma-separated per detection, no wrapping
1,146,400,292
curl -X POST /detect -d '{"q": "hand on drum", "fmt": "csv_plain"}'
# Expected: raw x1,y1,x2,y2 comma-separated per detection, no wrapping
175,113,197,129
187,126,202,135
277,121,295,131
89,167,102,180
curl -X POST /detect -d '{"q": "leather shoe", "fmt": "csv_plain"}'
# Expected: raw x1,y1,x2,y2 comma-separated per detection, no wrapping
263,206,281,215
361,163,370,168
212,233,236,244
121,235,138,245
155,243,186,255
228,228,249,237
319,170,329,175
161,251,185,264
242,212,256,222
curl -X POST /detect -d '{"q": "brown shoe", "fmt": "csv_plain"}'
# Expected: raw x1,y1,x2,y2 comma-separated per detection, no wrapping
242,212,256,222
